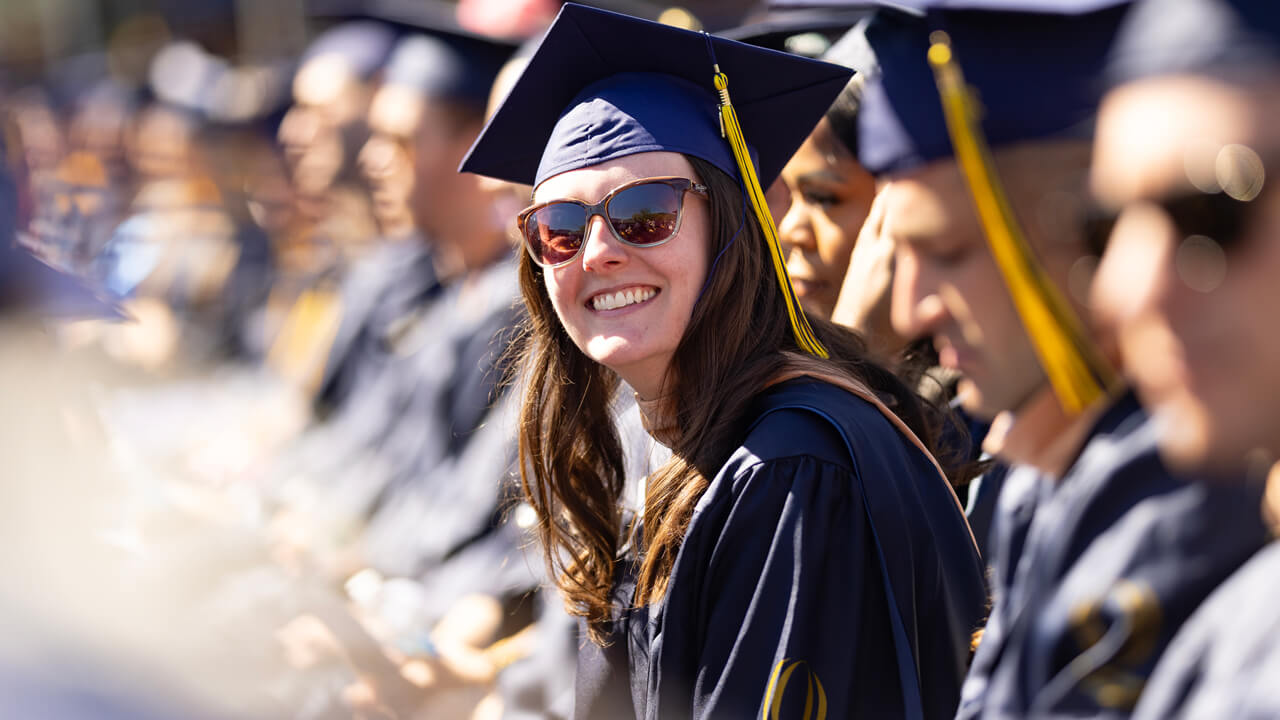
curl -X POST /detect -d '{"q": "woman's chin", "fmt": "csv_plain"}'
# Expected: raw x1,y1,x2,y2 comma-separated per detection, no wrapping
583,338,670,387
584,337,645,370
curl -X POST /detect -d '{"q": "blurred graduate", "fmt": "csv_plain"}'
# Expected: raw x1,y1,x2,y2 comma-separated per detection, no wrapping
1088,0,1280,715
847,1,1273,716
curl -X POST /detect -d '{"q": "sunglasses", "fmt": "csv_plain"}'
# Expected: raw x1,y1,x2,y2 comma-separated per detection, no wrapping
518,176,708,268
1084,189,1265,257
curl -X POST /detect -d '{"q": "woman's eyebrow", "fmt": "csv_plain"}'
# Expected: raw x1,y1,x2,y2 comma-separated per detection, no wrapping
797,168,848,186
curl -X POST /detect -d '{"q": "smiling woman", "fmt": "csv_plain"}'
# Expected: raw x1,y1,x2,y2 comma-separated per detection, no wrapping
460,5,987,719
535,153,710,398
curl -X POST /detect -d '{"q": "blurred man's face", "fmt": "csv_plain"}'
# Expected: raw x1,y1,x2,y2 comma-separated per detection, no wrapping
883,141,1094,419
406,102,482,240
359,85,421,236
278,56,365,201
1092,74,1280,472
127,105,195,181
359,86,483,244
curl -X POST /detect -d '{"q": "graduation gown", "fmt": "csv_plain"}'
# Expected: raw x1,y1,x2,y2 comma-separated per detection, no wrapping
575,378,988,720
1132,538,1280,719
315,233,440,412
957,392,1271,718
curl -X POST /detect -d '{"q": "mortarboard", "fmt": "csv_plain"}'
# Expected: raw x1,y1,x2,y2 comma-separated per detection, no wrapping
459,2,853,356
380,30,515,111
1105,0,1280,85
313,0,518,109
458,2,849,190
719,5,878,58
459,3,851,189
856,0,1130,176
0,241,123,320
300,20,399,80
0,133,123,320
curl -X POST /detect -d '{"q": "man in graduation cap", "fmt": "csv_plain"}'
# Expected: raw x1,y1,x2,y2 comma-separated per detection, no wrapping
851,2,1272,716
321,19,515,410
1087,0,1280,715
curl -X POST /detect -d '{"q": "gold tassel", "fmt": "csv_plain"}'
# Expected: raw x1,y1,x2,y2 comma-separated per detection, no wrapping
926,34,1116,413
711,65,828,358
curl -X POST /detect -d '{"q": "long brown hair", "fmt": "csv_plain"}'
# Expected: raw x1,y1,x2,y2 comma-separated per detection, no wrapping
515,155,949,644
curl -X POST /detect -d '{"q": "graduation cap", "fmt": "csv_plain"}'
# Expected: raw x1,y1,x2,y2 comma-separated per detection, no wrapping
0,241,124,320
1106,0,1280,84
0,133,123,320
856,0,1130,176
300,19,400,81
719,4,878,58
460,2,852,356
854,0,1127,412
379,28,516,111
311,0,518,109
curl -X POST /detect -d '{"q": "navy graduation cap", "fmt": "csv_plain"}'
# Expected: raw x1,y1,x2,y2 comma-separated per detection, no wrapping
315,0,517,109
300,19,399,81
459,2,851,189
0,133,120,320
1106,0,1280,84
460,2,852,356
856,0,1131,176
380,29,514,110
719,3,879,58
0,242,121,319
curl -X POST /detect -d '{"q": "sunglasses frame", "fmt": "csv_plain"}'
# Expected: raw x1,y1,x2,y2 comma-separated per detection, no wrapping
1084,187,1268,258
517,176,709,268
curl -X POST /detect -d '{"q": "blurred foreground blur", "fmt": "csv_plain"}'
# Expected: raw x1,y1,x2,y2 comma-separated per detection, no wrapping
0,1,713,717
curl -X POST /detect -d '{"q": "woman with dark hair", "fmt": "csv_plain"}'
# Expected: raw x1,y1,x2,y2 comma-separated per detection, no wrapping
461,5,986,718
777,77,879,324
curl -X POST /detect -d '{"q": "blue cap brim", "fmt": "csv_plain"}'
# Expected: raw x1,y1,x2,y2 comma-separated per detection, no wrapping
2,242,126,321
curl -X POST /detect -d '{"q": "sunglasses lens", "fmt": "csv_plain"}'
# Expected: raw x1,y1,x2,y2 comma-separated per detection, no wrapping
525,203,586,266
1081,208,1118,257
1164,192,1249,250
608,182,683,246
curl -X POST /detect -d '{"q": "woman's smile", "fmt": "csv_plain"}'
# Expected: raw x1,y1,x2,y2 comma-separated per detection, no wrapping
588,285,660,312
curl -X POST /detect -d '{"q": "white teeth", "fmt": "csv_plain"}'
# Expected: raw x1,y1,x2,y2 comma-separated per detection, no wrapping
592,287,655,311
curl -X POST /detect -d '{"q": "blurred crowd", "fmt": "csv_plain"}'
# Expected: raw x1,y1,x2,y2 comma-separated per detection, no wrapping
0,1,675,718
4,0,1280,719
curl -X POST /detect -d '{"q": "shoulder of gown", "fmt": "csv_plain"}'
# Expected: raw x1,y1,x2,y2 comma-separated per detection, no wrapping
1134,539,1280,720
959,392,1271,718
648,377,987,720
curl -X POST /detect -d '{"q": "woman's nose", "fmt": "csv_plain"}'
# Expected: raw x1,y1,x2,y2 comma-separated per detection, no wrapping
778,199,816,253
580,214,628,271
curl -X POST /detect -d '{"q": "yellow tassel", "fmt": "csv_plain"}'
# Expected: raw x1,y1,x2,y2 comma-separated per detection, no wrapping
712,67,828,358
926,35,1116,414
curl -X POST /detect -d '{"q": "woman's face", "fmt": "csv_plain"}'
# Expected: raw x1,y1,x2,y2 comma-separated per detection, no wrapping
777,118,877,319
533,151,710,398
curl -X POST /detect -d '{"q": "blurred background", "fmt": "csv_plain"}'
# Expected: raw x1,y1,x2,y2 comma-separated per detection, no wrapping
0,1,781,718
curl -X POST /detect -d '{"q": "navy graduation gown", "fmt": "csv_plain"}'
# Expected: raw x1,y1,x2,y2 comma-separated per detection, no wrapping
957,392,1271,718
575,378,988,720
317,234,440,412
1133,539,1280,719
